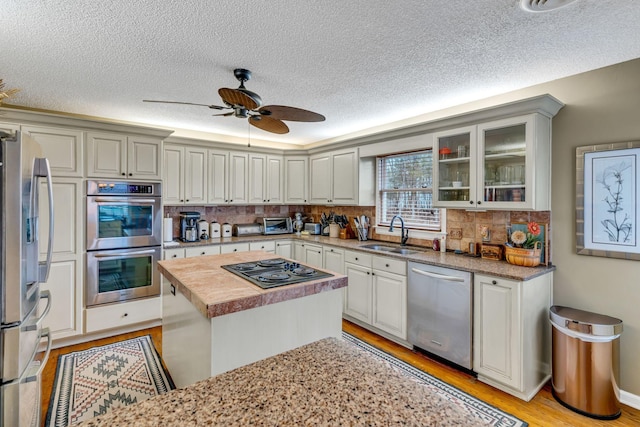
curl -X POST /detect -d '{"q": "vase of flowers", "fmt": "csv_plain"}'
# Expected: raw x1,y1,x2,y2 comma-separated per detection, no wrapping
504,221,542,267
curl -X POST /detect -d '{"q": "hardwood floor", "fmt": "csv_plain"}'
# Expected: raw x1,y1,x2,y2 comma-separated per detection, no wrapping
40,322,640,426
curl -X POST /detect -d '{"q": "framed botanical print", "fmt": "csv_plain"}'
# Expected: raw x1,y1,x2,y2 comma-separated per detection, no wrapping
576,141,640,260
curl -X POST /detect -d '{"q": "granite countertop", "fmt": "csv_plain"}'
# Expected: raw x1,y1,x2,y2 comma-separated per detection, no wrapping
158,251,347,319
165,234,555,281
78,337,488,427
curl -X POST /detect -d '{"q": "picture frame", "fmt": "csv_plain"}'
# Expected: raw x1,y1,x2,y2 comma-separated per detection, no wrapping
576,142,640,260
511,222,548,265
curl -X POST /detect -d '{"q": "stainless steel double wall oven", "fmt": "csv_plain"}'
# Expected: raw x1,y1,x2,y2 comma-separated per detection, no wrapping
85,180,162,307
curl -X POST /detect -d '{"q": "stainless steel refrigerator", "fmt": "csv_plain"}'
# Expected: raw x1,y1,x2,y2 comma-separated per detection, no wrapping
1,130,54,426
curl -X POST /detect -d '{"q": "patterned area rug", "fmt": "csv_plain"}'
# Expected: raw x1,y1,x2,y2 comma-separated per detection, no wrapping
45,335,175,427
342,332,528,427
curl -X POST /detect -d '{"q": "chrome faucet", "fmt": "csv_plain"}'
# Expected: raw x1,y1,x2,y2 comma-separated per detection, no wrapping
389,215,409,246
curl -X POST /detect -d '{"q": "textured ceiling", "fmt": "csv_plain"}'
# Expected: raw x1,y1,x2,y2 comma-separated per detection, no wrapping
2,0,640,147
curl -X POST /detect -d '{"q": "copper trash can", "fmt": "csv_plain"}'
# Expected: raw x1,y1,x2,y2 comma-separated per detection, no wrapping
550,306,623,420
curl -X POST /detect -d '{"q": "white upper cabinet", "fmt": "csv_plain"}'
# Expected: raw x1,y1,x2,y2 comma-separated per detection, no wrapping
249,154,284,204
22,125,84,177
86,132,162,180
206,149,248,204
432,95,564,210
163,144,208,205
310,148,359,205
433,114,552,210
284,156,308,204
228,151,249,204
208,149,229,204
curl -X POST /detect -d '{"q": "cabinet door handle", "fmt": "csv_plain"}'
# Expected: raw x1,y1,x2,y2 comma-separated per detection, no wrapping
477,201,482,205
201,251,206,255
470,201,474,205
492,280,497,285
121,172,126,176
123,313,128,317
128,173,133,176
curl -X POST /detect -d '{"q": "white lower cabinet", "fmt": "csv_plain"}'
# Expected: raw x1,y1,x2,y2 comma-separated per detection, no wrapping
275,240,293,258
220,243,250,254
473,272,553,401
85,297,162,333
185,246,220,257
39,260,82,339
249,241,276,253
343,250,407,341
293,242,323,267
323,246,345,310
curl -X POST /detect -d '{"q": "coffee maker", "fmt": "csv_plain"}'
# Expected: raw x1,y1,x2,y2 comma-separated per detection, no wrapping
179,212,201,242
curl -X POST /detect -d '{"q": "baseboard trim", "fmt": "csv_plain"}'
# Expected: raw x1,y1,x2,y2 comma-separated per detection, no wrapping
621,390,640,410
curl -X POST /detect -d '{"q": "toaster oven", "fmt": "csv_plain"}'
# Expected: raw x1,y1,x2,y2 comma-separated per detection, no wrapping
260,217,293,235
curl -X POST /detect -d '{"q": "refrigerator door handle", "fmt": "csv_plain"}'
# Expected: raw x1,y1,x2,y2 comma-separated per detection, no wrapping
24,328,52,384
25,290,52,331
36,157,55,283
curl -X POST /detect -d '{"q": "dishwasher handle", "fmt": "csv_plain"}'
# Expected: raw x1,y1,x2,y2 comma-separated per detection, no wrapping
411,267,465,282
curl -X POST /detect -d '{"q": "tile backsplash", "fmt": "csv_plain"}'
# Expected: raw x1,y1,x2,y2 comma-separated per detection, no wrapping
164,205,551,261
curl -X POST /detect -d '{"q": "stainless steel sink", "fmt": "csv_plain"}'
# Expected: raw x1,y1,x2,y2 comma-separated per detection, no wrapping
359,244,422,255
390,248,419,255
359,244,396,252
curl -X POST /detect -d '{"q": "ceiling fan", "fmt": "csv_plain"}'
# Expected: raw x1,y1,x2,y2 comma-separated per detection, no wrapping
143,68,325,134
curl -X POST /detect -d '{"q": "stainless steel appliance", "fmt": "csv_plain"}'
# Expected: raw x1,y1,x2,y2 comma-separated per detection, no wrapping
1,130,54,427
86,180,162,250
85,180,162,307
407,261,473,370
232,223,263,237
222,258,333,289
304,223,322,235
260,217,292,235
179,212,200,242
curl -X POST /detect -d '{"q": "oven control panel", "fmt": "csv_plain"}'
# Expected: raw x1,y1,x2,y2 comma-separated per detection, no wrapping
87,180,161,196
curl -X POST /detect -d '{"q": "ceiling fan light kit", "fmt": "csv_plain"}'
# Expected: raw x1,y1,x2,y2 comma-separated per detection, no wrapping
520,0,578,13
143,68,325,135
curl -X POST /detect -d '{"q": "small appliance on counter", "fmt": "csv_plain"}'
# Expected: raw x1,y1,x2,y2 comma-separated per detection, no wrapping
222,223,232,237
197,219,209,240
304,223,322,235
260,217,293,235
180,212,201,242
209,221,221,238
233,223,263,237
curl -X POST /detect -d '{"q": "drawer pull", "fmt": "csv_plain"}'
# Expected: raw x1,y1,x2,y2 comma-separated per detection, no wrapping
123,313,128,317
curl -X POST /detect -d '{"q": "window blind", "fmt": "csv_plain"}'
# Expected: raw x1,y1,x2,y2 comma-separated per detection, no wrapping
377,150,441,230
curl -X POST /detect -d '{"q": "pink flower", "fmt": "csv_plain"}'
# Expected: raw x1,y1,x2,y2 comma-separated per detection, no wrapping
527,221,541,236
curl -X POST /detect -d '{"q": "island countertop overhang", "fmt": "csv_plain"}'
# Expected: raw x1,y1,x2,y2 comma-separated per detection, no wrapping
158,251,347,319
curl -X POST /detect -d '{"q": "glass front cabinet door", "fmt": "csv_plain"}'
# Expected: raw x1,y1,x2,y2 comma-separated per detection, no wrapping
433,113,551,210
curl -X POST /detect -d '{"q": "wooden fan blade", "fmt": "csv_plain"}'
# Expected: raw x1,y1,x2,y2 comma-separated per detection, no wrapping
249,116,289,134
258,105,325,122
143,100,226,110
218,88,259,110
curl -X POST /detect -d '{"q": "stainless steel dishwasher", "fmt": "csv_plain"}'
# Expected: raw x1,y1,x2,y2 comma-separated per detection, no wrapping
407,261,472,369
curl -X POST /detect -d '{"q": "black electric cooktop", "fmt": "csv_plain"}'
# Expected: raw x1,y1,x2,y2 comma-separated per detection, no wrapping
221,258,333,289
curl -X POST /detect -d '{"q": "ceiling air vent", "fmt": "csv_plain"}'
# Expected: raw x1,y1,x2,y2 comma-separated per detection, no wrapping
520,0,578,12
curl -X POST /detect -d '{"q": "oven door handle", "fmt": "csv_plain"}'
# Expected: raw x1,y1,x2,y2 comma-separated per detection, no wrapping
92,197,158,204
93,249,158,258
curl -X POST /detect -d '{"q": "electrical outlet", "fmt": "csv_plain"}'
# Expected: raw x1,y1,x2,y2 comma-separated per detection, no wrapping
449,228,463,240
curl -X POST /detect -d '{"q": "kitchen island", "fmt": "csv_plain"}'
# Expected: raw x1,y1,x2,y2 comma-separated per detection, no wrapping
78,337,487,426
158,251,347,387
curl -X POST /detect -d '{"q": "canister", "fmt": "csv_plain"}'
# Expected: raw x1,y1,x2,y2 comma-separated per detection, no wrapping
209,222,221,238
222,223,232,237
